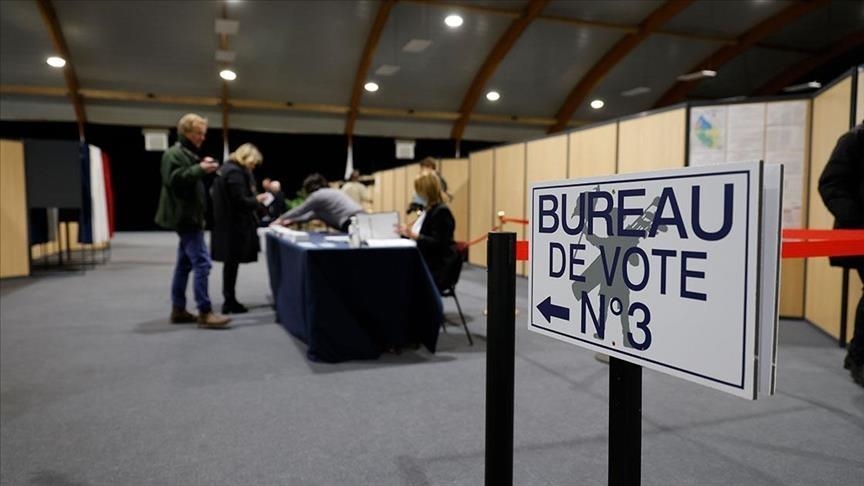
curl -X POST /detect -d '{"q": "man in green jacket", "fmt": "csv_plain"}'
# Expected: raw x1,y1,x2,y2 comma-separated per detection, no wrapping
155,113,230,329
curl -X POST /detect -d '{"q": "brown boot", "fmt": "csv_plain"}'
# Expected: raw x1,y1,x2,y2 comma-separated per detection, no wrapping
197,311,231,329
170,307,197,324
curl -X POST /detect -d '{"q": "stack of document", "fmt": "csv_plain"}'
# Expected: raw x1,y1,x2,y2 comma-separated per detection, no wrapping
268,226,309,242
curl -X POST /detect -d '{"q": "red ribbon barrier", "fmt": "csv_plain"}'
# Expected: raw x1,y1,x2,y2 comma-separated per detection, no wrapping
781,229,864,259
464,220,864,261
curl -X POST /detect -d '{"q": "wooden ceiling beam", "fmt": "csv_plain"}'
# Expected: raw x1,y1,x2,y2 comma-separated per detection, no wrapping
753,31,864,96
3,84,584,128
219,3,231,151
548,0,692,134
35,0,86,140
345,0,395,143
653,0,830,108
450,0,549,143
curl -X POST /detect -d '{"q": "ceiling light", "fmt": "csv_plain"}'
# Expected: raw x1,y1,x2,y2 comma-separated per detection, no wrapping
486,91,500,102
219,69,237,81
444,14,463,28
590,99,605,110
783,81,821,93
364,82,379,92
46,56,66,68
621,86,651,97
677,70,717,81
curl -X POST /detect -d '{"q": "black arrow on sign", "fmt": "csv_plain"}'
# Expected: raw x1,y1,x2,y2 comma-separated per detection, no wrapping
536,296,570,323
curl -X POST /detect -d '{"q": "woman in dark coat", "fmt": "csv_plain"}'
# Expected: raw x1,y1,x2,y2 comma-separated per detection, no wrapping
397,171,460,291
210,143,268,314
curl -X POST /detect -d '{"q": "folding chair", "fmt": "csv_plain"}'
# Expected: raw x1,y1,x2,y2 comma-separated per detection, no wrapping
438,242,472,346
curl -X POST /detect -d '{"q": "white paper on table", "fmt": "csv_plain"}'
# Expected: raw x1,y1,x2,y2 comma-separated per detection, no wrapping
365,238,417,248
324,235,350,242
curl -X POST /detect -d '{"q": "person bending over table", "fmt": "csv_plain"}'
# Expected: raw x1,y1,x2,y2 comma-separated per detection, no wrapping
273,173,364,232
396,172,460,290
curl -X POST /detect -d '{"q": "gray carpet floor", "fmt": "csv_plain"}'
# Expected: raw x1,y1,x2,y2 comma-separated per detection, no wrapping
1,232,862,486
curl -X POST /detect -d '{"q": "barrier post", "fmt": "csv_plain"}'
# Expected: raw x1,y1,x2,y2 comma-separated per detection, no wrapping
485,232,516,486
608,357,642,486
840,268,849,347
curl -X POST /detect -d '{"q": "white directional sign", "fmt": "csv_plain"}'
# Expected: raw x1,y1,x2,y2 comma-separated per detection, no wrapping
529,161,781,399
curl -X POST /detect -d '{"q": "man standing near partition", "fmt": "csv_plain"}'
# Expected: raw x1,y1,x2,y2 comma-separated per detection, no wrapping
155,113,231,329
819,122,863,387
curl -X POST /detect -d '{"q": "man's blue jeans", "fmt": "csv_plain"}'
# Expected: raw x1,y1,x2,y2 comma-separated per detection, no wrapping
171,230,212,313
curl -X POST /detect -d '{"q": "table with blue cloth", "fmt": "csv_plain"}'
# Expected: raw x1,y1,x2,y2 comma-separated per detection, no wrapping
265,232,443,362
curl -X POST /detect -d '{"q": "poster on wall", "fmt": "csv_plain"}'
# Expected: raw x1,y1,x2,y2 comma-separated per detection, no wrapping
689,106,726,166
688,100,807,227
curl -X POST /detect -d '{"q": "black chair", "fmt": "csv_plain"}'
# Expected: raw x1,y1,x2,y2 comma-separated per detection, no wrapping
437,242,472,346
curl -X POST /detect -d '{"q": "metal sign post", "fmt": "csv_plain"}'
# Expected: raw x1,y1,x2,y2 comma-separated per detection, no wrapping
608,357,642,486
485,232,516,486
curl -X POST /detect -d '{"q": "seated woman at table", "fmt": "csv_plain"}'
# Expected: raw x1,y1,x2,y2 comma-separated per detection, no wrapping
273,173,364,232
396,172,460,290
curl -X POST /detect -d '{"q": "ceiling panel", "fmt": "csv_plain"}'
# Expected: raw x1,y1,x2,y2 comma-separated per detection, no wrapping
569,35,718,122
53,0,220,97
0,0,66,87
481,21,625,118
761,0,864,52
230,0,374,104
663,0,796,39
364,2,512,112
691,47,808,99
542,0,666,26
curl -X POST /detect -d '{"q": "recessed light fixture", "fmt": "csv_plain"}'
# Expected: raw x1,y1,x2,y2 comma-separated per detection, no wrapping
364,81,379,92
402,39,432,53
677,70,717,82
375,65,401,76
486,90,500,102
444,14,463,28
46,56,66,68
783,81,822,93
590,99,605,110
219,69,237,81
621,86,651,97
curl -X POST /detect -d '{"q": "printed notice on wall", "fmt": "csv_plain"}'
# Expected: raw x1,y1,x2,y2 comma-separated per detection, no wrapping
688,100,807,227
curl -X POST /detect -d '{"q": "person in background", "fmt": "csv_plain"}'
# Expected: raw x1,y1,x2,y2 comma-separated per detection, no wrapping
397,172,459,290
274,173,364,232
341,170,369,206
210,143,270,314
407,157,451,214
154,113,230,329
268,180,288,217
818,122,863,388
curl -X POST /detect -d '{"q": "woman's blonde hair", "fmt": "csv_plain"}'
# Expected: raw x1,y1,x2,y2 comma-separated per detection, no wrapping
230,143,263,169
414,171,444,207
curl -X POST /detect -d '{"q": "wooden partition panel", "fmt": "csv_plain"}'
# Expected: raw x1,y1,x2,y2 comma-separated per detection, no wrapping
371,172,383,213
618,108,686,174
468,149,494,267
379,169,395,214
526,135,568,277
393,166,407,222
569,123,618,179
440,158,469,243
494,144,527,275
1,140,29,278
805,77,857,339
